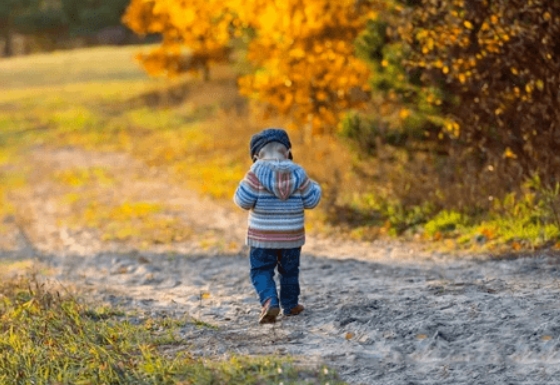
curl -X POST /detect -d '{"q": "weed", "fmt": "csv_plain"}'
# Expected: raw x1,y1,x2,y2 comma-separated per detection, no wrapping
424,210,468,239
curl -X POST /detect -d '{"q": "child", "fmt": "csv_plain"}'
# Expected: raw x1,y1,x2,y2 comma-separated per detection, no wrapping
233,128,322,324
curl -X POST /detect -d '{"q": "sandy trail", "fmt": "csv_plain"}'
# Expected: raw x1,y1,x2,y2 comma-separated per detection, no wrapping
2,147,560,385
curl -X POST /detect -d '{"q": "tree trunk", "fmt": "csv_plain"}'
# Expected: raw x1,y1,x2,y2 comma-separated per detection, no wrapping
2,24,14,57
202,62,210,82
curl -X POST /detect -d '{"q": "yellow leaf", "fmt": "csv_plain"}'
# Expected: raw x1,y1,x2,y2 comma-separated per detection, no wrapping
289,47,306,59
503,147,517,159
345,332,355,340
541,335,553,341
416,334,428,340
201,292,211,300
464,21,474,29
399,108,411,119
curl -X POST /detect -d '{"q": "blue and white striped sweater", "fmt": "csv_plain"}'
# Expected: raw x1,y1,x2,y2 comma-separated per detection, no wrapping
233,160,321,248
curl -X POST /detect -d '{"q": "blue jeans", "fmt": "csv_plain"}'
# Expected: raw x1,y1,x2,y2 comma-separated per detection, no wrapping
249,247,301,314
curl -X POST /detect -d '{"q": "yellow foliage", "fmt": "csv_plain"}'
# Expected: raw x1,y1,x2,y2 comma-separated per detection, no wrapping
123,0,377,135
503,147,517,159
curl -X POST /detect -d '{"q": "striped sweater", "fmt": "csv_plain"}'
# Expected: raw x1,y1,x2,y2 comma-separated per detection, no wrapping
233,160,322,249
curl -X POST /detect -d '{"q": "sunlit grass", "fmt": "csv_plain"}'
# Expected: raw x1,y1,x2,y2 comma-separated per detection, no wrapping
0,46,152,89
51,168,195,246
54,167,115,188
81,201,194,244
0,169,26,235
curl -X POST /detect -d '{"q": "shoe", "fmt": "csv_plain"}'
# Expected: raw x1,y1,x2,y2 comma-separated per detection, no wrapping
259,298,280,324
286,304,304,316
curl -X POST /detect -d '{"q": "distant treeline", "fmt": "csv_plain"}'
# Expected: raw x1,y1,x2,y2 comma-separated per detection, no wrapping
0,0,145,57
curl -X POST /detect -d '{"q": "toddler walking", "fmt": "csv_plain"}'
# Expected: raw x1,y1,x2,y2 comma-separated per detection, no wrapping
234,128,322,324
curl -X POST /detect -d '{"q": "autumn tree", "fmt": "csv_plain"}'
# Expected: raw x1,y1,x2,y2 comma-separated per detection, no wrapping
339,0,560,213
232,0,380,135
123,0,383,133
341,1,452,156
395,0,560,186
122,0,234,80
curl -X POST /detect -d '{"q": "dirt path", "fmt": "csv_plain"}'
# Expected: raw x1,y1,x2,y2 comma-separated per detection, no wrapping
3,147,560,385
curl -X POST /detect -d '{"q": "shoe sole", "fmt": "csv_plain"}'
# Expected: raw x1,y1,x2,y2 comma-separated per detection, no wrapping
259,307,280,324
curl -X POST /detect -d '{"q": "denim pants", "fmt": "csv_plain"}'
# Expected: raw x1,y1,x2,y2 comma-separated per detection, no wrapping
249,247,301,314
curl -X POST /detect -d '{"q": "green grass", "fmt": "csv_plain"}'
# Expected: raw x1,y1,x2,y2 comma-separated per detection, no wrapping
0,274,346,385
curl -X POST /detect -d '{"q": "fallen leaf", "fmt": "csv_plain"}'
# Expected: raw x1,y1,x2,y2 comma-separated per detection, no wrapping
416,334,428,340
345,332,355,340
541,335,553,341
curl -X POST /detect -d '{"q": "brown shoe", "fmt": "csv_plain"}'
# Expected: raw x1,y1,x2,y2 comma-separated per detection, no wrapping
287,304,305,316
259,299,280,324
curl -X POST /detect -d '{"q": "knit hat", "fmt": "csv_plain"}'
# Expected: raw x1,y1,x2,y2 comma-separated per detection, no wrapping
249,128,293,162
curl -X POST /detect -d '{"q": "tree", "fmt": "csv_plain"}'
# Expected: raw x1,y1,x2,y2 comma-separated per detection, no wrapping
123,0,383,134
1,0,133,56
340,0,560,212
61,0,130,38
0,0,39,56
395,0,560,186
122,0,234,80
234,0,379,135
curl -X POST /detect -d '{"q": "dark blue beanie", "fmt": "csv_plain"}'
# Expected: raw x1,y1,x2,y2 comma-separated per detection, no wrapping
250,128,292,161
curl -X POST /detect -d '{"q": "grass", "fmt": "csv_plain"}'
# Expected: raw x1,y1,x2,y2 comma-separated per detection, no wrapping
0,46,151,89
0,273,346,385
0,45,558,254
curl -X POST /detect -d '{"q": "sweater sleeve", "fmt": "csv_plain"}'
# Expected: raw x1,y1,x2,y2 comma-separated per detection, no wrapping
233,171,260,210
299,175,322,209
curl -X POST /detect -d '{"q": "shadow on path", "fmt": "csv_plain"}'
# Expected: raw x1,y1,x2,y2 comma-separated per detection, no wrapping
3,237,560,385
